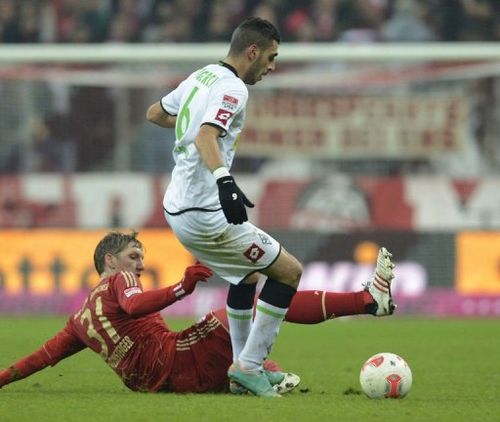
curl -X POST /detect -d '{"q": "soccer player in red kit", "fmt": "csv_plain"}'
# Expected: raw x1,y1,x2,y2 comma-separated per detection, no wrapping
0,231,396,395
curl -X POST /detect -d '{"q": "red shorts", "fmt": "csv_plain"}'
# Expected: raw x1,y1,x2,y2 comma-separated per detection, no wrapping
162,309,282,393
163,311,233,393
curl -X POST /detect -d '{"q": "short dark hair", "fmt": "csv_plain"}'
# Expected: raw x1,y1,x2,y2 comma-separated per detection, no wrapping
93,230,143,275
228,17,281,56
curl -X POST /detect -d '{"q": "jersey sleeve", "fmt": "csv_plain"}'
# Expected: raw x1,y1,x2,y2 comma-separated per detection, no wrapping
44,321,87,363
112,271,180,317
0,322,86,388
201,78,248,136
160,78,189,116
112,271,145,307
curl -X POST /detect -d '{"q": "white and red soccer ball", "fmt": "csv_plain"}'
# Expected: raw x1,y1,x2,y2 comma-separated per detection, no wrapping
359,352,412,399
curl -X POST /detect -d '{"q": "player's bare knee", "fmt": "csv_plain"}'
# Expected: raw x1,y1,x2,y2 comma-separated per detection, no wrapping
264,249,303,289
242,273,260,285
289,261,302,289
278,261,302,289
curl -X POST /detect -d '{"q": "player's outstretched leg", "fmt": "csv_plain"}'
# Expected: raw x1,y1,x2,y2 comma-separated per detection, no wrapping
363,247,396,316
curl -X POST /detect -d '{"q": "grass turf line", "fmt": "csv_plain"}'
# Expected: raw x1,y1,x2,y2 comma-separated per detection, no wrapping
0,316,499,422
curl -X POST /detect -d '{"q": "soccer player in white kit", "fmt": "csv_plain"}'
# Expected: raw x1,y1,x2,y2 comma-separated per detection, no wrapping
146,17,302,397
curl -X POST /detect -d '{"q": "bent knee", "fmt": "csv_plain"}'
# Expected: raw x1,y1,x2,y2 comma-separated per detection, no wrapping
289,261,303,288
265,250,303,289
280,260,302,289
242,273,261,285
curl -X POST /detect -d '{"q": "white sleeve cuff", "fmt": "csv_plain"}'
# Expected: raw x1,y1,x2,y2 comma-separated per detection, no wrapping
212,167,231,180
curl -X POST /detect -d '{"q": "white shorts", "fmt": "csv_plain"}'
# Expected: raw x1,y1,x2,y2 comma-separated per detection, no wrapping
164,210,281,284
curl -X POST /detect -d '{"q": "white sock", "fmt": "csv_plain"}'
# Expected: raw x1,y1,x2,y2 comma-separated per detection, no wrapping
238,299,288,370
226,305,253,363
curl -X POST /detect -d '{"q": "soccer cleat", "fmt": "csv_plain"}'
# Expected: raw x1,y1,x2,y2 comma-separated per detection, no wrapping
229,370,285,395
266,370,285,386
229,371,300,395
364,247,396,316
272,372,301,394
229,380,248,395
228,362,281,398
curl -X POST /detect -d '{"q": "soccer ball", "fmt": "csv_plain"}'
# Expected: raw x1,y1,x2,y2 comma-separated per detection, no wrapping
359,352,412,399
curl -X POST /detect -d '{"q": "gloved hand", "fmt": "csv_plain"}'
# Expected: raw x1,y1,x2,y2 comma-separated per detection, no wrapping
216,175,254,224
173,264,213,299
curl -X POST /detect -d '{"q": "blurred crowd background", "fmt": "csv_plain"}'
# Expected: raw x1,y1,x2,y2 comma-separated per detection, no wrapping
1,0,500,178
1,0,500,44
1,1,499,313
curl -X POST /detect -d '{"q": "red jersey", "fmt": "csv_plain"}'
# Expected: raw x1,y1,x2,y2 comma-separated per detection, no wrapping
0,273,298,393
67,271,177,391
0,270,234,393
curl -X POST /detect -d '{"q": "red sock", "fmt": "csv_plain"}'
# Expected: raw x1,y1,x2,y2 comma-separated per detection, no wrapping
284,290,374,324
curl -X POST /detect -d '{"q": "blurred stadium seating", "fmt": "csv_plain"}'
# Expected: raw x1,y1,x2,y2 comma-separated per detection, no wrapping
1,0,500,317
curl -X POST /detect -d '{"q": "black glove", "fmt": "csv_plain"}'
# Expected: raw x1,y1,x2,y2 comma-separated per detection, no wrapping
216,175,254,224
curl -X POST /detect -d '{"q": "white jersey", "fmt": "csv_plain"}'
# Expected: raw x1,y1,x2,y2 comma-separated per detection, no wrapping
161,63,248,214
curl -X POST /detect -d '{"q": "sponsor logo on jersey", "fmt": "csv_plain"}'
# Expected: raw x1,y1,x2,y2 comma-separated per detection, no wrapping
215,109,233,125
222,95,239,110
124,286,142,297
243,243,265,263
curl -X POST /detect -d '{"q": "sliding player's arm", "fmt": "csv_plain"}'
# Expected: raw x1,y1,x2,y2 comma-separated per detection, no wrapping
0,322,86,389
117,264,213,317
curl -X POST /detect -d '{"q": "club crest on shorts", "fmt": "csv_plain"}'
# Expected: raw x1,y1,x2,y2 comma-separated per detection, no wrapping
258,233,272,245
243,243,265,263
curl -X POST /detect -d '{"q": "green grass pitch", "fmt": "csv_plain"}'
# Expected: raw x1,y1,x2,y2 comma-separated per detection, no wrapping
0,316,499,422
